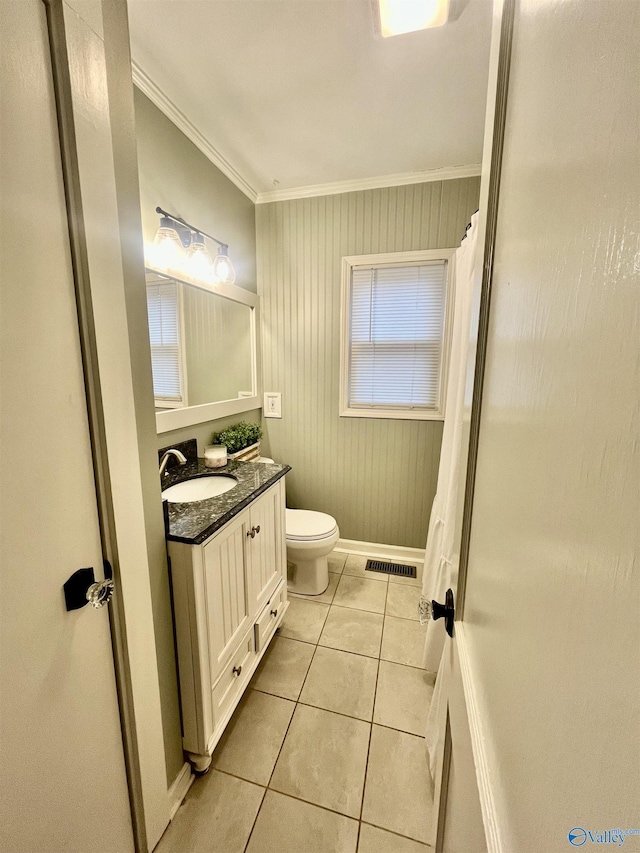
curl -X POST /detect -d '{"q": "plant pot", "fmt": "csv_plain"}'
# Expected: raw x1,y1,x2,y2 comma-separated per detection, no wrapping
226,441,261,461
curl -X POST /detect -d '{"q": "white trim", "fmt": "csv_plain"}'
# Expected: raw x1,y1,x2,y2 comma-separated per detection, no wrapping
339,249,456,422
167,762,194,821
456,623,504,853
339,407,444,422
131,63,258,203
335,538,425,563
256,164,482,204
145,266,258,308
156,394,261,434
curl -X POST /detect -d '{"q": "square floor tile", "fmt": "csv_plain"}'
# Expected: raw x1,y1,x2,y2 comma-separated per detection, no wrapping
373,661,435,735
156,770,264,853
381,616,427,668
328,552,348,574
342,554,389,583
246,791,358,853
289,571,339,605
299,646,378,721
251,636,315,701
279,597,330,643
385,584,421,621
362,726,433,843
270,704,370,818
333,576,388,614
211,690,295,785
388,562,424,588
358,823,429,852
319,607,384,658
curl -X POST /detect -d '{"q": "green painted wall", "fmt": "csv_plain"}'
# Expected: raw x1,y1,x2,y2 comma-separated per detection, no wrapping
257,179,480,548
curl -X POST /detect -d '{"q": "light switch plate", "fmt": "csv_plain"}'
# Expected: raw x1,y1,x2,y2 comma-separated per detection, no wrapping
264,392,282,418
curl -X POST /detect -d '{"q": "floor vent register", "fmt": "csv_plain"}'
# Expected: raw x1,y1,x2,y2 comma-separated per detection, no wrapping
365,559,417,578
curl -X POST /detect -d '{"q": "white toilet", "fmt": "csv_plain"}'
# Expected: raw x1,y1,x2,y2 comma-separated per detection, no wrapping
257,456,339,595
285,509,340,595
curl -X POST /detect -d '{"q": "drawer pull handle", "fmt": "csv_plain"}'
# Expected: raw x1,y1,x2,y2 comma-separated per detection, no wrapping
247,528,255,539
270,609,278,618
255,525,261,534
232,665,242,677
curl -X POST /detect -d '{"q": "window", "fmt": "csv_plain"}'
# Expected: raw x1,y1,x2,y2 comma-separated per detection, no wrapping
146,279,186,408
340,250,454,420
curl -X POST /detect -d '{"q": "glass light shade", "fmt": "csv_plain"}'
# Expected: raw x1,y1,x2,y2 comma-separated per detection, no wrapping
184,234,213,281
378,0,449,36
212,248,236,285
150,220,183,271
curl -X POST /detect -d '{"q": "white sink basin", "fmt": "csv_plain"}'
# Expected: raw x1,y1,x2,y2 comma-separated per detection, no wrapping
162,475,238,503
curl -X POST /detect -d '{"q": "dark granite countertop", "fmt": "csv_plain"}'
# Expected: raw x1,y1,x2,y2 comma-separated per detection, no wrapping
161,457,290,545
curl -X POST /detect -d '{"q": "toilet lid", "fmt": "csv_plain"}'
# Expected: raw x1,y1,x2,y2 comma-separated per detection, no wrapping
286,509,338,541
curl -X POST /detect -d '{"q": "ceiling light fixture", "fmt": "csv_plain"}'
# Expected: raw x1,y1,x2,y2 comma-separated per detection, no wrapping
377,0,450,36
148,207,236,286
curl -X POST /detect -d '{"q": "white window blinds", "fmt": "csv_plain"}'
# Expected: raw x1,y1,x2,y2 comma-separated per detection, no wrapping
348,262,447,410
146,281,182,402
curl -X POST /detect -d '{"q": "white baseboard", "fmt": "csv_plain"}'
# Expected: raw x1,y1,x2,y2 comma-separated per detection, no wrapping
167,761,194,821
335,538,425,563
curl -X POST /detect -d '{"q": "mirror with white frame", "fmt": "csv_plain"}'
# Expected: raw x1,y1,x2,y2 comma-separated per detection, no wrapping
146,268,260,433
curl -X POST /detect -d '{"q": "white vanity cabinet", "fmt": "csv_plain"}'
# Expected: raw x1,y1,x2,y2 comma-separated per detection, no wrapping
167,477,288,772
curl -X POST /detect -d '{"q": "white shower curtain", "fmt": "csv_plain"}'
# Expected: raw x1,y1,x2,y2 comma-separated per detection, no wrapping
420,212,479,780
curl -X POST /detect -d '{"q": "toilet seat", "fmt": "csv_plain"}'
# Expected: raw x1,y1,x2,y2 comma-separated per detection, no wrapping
286,509,338,541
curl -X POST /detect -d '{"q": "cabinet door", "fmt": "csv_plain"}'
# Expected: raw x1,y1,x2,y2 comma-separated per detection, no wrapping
248,481,286,615
203,511,252,684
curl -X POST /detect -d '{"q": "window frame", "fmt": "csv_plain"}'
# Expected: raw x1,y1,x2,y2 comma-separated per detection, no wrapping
340,249,456,421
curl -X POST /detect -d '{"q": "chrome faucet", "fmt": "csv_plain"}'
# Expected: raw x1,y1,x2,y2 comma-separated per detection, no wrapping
159,448,187,478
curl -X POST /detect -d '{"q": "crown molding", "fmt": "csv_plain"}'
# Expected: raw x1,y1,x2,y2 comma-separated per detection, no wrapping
131,62,258,203
131,63,481,207
255,164,482,204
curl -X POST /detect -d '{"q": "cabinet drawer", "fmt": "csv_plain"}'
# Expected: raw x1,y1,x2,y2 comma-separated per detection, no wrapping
254,581,286,654
211,632,254,727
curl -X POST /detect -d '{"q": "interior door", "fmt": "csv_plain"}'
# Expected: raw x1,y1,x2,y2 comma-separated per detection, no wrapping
0,2,134,850
438,0,639,851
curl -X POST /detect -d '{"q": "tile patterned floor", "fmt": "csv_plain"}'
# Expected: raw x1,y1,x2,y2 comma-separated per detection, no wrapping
156,552,435,853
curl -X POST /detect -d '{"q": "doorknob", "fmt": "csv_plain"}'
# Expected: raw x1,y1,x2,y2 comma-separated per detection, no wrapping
64,560,114,611
431,588,455,637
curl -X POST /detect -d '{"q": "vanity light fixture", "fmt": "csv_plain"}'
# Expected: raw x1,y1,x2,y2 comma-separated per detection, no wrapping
185,232,213,281
149,207,236,285
212,245,236,286
377,0,450,36
150,216,183,273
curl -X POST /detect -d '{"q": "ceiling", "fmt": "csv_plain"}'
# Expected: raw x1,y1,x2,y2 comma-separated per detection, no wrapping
127,0,492,201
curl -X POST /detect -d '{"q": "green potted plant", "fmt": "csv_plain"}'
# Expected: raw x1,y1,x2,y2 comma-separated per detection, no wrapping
213,421,263,460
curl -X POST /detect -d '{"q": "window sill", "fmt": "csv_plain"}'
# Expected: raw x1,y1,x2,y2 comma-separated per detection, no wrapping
339,406,444,422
